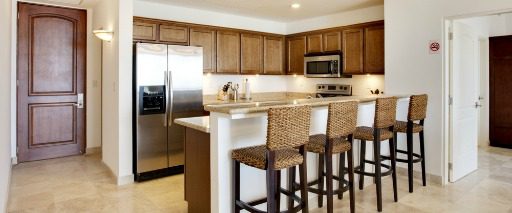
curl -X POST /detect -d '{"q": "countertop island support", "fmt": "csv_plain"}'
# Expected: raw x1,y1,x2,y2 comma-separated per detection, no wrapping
209,97,410,213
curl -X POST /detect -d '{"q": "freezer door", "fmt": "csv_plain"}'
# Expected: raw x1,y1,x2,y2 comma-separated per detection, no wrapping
167,45,204,167
135,43,169,173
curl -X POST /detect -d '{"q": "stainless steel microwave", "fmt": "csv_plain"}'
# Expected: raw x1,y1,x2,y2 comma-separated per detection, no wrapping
304,52,344,78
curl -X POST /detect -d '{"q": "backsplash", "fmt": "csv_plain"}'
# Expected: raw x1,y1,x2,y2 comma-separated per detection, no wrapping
203,74,385,96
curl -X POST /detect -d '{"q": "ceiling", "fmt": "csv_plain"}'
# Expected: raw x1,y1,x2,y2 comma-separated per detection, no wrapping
28,0,100,8
139,0,384,22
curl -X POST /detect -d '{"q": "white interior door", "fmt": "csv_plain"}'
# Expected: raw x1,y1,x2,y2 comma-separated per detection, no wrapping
449,22,480,182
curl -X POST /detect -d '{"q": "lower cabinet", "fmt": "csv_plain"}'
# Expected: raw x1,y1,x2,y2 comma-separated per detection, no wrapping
184,128,211,213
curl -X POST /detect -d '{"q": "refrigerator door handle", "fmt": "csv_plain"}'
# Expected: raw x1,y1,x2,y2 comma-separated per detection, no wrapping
164,70,169,127
168,70,174,127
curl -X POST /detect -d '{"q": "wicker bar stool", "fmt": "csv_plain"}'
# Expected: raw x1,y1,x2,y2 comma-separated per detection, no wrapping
291,101,358,213
232,105,312,213
354,97,398,212
393,94,428,193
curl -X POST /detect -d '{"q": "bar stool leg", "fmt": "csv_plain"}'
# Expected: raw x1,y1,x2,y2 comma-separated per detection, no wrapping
233,160,241,213
373,130,383,212
287,167,296,211
325,151,334,213
317,154,324,207
299,149,309,213
338,153,345,199
389,134,398,202
407,130,414,193
276,170,281,212
358,140,366,190
267,169,277,213
347,146,355,213
420,130,427,187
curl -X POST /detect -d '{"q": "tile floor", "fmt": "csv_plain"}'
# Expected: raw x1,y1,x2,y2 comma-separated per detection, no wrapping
7,146,512,213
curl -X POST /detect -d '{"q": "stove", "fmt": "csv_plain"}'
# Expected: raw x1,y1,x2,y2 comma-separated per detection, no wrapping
315,84,352,98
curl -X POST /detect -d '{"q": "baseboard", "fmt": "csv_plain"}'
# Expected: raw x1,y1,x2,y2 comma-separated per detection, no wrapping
10,156,17,165
396,167,442,185
85,147,101,155
117,174,134,185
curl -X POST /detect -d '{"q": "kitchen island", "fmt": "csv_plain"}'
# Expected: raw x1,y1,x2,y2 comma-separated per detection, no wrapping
183,95,411,213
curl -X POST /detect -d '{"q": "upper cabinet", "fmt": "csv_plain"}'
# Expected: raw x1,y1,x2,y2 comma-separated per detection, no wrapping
287,36,306,75
132,17,384,76
323,31,342,52
263,36,285,75
133,21,157,41
216,31,240,74
159,24,189,44
343,29,364,74
364,25,385,74
190,27,216,73
306,34,323,54
241,33,264,74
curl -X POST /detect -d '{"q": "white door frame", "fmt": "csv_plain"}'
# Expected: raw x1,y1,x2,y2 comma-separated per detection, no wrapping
442,9,512,185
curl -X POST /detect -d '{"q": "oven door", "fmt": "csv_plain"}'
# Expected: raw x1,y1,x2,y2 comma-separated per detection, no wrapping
304,55,341,77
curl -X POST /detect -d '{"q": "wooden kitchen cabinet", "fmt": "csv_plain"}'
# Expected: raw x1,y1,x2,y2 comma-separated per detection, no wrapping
307,34,323,53
287,36,306,75
323,31,342,52
343,29,364,74
190,28,216,73
364,25,385,74
241,33,263,74
216,31,240,74
133,21,157,41
263,36,285,75
159,24,189,44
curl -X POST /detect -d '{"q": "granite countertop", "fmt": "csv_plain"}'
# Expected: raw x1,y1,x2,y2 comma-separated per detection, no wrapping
204,95,409,115
175,116,210,133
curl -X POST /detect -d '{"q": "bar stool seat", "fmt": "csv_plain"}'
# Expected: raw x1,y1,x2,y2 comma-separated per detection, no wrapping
394,121,423,133
354,126,393,141
306,134,351,154
232,145,303,170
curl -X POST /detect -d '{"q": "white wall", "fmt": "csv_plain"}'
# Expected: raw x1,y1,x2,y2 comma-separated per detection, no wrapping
93,0,134,184
86,8,103,150
479,39,490,147
286,5,385,34
385,0,512,181
1,0,12,212
133,0,286,34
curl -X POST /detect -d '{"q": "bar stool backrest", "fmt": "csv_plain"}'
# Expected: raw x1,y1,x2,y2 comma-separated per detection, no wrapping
408,94,428,121
266,105,312,151
374,97,398,129
327,101,359,139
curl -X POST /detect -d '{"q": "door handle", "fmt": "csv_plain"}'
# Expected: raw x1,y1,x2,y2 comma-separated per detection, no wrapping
164,71,169,127
168,70,174,127
74,93,84,109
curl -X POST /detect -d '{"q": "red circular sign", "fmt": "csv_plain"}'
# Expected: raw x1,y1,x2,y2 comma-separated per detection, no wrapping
430,42,440,52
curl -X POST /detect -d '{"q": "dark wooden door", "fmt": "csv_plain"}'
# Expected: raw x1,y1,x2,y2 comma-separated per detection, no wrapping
490,36,512,148
17,2,86,162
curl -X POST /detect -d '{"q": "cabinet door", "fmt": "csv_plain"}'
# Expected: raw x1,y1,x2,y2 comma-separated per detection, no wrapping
323,31,341,52
190,28,216,73
159,24,189,44
343,29,364,74
364,25,385,74
287,36,306,75
216,31,240,74
263,36,285,75
307,34,323,53
133,22,157,41
241,33,263,74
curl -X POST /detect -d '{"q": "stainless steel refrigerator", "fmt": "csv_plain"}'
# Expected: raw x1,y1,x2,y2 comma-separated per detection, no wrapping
133,43,203,181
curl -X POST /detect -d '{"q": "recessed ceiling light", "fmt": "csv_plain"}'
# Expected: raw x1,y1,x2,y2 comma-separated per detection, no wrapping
291,3,301,9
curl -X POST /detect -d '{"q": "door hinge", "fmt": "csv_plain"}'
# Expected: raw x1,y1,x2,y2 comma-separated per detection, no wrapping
449,32,453,40
449,96,453,105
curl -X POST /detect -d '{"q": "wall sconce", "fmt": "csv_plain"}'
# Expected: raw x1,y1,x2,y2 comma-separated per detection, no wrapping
93,28,114,42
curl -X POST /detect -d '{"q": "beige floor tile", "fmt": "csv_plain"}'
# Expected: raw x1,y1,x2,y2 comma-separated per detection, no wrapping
7,146,512,213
